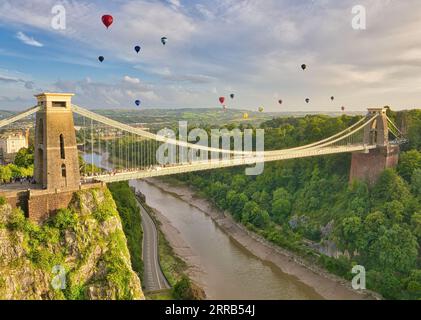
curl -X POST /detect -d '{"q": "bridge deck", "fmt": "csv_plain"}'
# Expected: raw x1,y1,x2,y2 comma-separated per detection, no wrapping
82,144,375,183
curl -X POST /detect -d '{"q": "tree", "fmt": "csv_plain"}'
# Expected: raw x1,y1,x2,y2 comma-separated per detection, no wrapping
226,191,248,221
404,270,421,299
397,150,421,182
172,276,195,300
382,200,405,223
345,180,369,216
0,166,12,183
410,212,421,240
371,169,412,209
271,188,292,223
231,174,247,192
410,169,421,198
365,224,418,273
242,201,270,228
335,216,363,258
272,198,292,223
14,147,34,168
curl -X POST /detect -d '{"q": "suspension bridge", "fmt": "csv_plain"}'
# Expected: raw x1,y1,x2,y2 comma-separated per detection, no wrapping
0,93,404,222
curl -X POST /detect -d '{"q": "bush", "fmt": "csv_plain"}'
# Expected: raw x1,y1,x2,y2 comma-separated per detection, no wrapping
51,208,78,230
0,196,6,206
7,208,27,231
172,276,195,300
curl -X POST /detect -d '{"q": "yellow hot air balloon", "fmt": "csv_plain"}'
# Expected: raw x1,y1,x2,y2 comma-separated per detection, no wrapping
243,112,249,119
258,106,264,112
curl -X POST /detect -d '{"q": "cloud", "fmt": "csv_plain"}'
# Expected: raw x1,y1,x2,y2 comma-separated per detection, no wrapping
16,31,43,47
123,76,141,84
53,77,160,108
167,0,181,9
1,0,421,110
0,74,35,90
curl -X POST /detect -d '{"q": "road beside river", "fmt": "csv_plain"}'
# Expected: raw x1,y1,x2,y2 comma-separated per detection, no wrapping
136,198,170,292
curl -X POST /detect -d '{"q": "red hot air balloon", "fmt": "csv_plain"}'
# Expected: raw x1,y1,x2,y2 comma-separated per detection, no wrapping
219,97,225,104
102,15,114,29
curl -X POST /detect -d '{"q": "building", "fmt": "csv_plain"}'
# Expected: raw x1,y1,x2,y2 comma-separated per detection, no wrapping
0,130,29,163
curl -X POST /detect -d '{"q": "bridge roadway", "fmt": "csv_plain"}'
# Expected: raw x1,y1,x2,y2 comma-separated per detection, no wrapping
83,144,376,183
136,197,170,292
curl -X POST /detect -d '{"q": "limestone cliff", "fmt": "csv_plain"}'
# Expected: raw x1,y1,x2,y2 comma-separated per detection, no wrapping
0,187,144,300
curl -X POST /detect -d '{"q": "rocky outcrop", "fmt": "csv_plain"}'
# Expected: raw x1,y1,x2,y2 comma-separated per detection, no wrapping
0,187,144,300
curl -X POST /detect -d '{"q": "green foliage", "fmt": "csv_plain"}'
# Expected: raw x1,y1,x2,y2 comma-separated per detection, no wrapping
410,169,421,198
157,223,187,287
0,196,6,206
397,150,421,182
7,208,28,231
90,189,116,222
14,147,34,168
403,270,421,299
102,231,135,300
172,276,195,300
318,255,353,279
51,208,78,230
63,283,86,300
0,165,12,183
108,182,144,280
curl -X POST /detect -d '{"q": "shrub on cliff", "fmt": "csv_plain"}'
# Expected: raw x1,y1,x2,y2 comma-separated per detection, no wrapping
172,275,205,300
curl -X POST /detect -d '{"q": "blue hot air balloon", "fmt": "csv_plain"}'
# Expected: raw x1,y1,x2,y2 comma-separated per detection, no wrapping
135,100,141,107
161,37,168,45
134,45,141,53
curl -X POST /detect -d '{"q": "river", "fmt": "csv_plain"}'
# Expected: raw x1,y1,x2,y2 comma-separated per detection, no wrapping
83,152,322,300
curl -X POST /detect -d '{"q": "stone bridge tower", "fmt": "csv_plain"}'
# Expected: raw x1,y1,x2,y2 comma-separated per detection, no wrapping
34,93,80,190
349,107,400,185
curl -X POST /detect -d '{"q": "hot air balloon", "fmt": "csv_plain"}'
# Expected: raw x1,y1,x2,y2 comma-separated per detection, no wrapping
161,37,168,45
98,56,104,62
134,45,141,53
341,106,345,111
101,15,113,29
305,98,310,104
243,113,249,119
219,97,225,105
301,64,307,71
258,106,264,112
278,99,283,105
230,93,235,99
331,96,335,101
135,100,141,107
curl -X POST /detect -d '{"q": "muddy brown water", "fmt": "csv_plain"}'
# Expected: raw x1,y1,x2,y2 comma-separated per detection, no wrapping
130,179,322,300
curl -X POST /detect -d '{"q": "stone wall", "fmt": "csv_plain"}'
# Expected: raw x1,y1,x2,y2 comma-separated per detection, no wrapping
0,182,104,223
350,145,400,185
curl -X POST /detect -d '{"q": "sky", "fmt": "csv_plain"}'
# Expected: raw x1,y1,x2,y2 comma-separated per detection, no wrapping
0,0,420,111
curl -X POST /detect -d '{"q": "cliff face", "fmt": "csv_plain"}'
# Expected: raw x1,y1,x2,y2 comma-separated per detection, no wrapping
0,187,144,300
